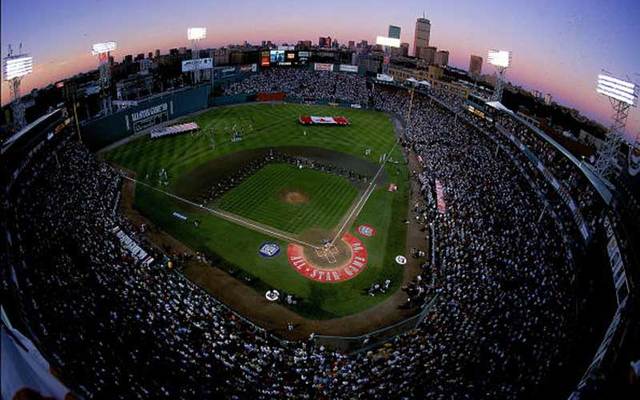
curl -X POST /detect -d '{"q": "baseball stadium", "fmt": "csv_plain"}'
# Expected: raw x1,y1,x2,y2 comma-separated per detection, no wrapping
104,102,419,326
2,4,640,400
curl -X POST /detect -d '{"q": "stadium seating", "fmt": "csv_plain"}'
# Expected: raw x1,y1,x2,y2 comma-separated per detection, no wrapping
2,69,632,399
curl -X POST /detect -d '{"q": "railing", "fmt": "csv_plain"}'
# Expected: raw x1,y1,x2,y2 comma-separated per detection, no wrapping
313,294,439,354
495,124,591,241
508,113,613,205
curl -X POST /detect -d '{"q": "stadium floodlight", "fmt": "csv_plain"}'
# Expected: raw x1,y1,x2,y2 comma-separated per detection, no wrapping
3,55,33,81
376,36,401,48
92,42,117,115
188,27,207,85
597,74,637,106
487,50,511,68
187,27,207,41
92,42,117,55
593,72,637,179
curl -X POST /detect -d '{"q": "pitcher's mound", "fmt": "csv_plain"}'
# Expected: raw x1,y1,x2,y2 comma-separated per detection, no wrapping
279,188,310,204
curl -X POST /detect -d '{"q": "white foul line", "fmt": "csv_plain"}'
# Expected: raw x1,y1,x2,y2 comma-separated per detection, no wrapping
120,139,399,251
121,175,322,249
330,140,399,246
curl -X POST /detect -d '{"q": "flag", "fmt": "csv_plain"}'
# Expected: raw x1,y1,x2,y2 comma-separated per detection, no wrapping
435,180,447,214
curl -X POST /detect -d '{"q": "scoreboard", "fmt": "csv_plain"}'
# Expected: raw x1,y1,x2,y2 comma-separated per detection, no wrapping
260,51,270,67
262,50,307,67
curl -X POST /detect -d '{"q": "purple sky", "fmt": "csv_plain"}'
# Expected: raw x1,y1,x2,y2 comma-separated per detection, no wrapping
2,0,639,134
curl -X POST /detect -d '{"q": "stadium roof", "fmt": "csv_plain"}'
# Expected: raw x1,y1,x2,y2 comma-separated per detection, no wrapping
486,101,512,113
433,92,613,204
1,108,62,155
509,111,613,204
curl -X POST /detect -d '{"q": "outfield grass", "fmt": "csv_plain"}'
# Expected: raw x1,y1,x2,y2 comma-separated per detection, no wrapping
214,163,358,234
105,103,396,183
106,103,410,318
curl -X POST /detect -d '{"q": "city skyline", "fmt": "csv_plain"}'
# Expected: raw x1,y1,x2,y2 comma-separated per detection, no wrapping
1,0,639,134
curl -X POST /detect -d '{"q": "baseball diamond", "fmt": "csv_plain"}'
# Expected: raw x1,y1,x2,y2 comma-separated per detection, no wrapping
105,103,412,319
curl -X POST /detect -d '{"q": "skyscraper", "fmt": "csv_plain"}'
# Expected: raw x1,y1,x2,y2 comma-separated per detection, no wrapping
435,50,449,66
422,46,437,64
318,36,332,48
469,55,483,76
400,42,410,57
388,25,401,40
413,17,431,59
391,42,410,58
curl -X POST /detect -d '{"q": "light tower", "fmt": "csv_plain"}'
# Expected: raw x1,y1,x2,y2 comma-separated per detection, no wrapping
487,49,511,102
187,27,206,84
92,41,117,115
593,73,638,180
2,44,33,129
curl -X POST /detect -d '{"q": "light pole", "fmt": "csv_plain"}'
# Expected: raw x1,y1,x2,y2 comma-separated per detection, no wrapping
593,73,637,180
487,50,511,103
187,28,206,85
2,44,33,129
92,41,117,115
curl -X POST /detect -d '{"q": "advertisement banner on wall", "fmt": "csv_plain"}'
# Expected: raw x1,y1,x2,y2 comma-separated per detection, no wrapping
238,64,258,73
339,64,358,73
130,103,169,132
314,63,334,72
182,58,213,72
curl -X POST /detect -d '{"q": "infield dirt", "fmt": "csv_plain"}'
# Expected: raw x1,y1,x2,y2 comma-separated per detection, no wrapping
279,189,310,205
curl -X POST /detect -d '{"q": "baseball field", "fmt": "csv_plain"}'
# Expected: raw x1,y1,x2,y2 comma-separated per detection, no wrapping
105,103,411,319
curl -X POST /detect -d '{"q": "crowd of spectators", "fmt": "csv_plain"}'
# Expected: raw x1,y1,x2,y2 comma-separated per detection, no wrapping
494,114,601,230
376,86,576,393
3,70,599,399
225,69,369,104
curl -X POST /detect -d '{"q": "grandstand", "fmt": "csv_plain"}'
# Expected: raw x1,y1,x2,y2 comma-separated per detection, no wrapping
2,66,638,400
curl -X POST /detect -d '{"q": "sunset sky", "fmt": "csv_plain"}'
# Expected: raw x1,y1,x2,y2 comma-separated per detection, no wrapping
2,0,639,134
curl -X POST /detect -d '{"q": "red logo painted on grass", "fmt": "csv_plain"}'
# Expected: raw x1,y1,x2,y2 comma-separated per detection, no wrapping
287,233,368,283
356,224,376,238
